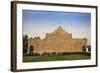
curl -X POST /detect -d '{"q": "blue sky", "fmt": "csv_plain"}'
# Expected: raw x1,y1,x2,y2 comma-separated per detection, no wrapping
22,10,91,45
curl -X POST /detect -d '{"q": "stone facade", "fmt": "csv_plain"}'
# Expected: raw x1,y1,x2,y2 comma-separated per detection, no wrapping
27,26,87,55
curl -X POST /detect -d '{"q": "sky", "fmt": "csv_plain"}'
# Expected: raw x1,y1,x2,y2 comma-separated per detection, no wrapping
22,10,91,45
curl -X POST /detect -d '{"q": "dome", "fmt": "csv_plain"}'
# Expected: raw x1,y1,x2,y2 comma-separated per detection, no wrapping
55,26,65,33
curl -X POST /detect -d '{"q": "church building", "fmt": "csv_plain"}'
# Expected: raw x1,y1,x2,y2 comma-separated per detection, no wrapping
27,26,87,55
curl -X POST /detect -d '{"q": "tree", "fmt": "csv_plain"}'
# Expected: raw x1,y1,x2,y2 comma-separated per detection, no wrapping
23,34,28,54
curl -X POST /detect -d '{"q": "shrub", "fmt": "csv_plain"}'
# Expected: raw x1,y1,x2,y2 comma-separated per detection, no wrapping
33,53,40,56
42,52,50,56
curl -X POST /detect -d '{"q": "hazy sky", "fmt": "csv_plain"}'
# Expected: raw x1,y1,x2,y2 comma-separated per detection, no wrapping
22,10,91,45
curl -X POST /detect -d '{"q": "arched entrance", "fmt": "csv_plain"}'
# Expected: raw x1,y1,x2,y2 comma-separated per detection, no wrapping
82,46,91,53
29,45,34,55
82,46,86,52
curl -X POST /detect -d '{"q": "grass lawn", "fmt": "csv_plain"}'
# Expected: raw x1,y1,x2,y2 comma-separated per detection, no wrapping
23,54,91,62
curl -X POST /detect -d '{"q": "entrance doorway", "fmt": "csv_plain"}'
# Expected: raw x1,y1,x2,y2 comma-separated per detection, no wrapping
29,45,34,54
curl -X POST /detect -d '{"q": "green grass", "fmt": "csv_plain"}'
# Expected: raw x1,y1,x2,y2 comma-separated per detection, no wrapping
23,54,91,62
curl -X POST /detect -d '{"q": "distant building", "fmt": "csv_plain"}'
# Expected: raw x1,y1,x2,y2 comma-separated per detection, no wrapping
27,26,87,55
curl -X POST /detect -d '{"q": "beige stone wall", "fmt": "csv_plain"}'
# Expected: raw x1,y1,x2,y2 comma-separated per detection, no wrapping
27,27,87,55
